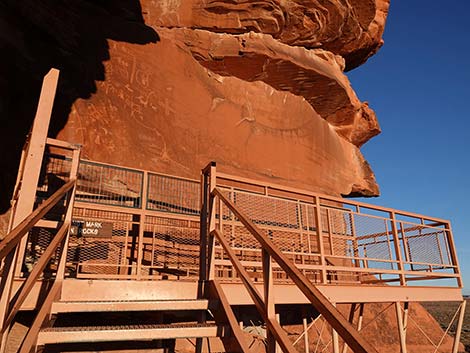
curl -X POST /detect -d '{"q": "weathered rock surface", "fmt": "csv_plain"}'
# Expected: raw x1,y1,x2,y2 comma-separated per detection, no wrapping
58,36,378,197
0,2,464,353
142,0,390,70
165,28,380,146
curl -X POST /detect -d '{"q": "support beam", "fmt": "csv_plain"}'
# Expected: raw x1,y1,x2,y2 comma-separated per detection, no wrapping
452,300,466,353
303,318,310,353
208,281,251,353
395,302,407,353
342,303,357,353
332,303,340,353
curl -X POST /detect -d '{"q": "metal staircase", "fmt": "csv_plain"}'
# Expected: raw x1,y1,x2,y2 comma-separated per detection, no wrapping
0,69,466,353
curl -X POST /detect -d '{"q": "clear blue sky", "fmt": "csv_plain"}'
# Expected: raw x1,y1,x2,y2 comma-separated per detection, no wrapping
348,1,470,294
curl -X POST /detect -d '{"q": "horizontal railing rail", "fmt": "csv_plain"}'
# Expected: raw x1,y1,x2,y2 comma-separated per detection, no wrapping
216,172,451,225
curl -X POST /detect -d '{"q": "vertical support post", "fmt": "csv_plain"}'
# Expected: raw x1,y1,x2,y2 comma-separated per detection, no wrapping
303,317,310,353
341,303,357,353
56,147,81,281
403,302,409,337
275,313,281,353
136,171,149,279
263,249,276,353
349,213,360,269
297,201,305,265
452,300,466,353
390,212,406,285
313,196,327,284
357,304,364,331
0,69,60,353
326,209,334,256
206,170,218,281
332,303,340,353
395,302,407,353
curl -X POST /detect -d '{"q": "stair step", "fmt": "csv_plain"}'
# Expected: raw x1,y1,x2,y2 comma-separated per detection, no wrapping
38,323,225,345
51,299,212,313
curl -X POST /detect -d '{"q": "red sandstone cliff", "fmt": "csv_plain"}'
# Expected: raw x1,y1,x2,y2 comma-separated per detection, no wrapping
1,1,463,352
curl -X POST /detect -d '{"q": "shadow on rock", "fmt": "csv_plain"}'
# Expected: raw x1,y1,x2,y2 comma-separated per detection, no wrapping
0,0,159,213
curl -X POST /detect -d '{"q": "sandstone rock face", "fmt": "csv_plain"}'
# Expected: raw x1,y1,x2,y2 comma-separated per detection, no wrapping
58,35,378,197
0,0,389,219
167,28,380,146
142,0,390,70
0,2,463,353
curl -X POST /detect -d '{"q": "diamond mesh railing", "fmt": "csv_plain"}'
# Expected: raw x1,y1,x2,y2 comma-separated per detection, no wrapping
28,153,462,286
203,170,461,287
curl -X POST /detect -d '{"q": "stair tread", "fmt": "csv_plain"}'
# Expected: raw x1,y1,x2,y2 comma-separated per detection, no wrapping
42,322,217,332
51,298,213,313
37,322,225,344
57,299,207,303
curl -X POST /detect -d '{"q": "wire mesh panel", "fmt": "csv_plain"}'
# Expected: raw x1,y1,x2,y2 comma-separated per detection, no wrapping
214,189,324,284
353,214,395,270
36,153,73,206
23,227,62,275
76,161,143,208
147,173,200,215
141,215,200,279
400,222,451,270
25,148,459,286
68,207,138,278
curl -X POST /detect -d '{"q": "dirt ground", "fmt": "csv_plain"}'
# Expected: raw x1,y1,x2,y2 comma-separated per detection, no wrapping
422,300,470,352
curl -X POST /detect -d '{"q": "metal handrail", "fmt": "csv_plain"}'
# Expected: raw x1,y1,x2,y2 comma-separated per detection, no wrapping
4,223,70,329
216,172,450,224
0,179,76,261
212,187,378,353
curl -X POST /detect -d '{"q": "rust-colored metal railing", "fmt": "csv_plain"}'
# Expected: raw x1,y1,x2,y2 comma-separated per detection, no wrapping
0,178,78,353
204,169,462,288
15,136,463,287
197,162,464,353
21,149,462,286
0,136,81,353
199,163,379,353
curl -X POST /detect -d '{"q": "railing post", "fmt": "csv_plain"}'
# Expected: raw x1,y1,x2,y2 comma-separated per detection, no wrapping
56,146,81,281
199,162,217,286
0,69,59,353
206,194,220,281
136,171,149,279
444,222,462,287
390,212,406,285
197,162,216,353
14,69,60,277
313,196,327,284
263,249,276,353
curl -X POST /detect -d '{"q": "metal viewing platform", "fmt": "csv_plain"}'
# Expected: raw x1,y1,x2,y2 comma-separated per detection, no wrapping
0,70,465,353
